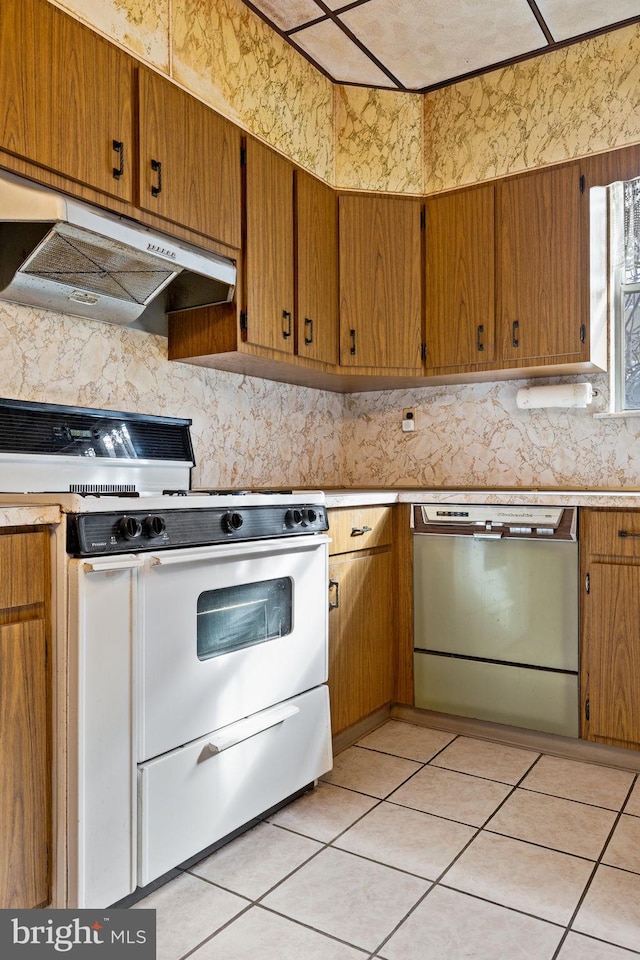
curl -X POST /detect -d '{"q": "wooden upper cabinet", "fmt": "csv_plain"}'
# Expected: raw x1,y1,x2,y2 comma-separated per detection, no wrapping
138,68,241,248
498,163,583,364
295,171,339,366
242,137,295,355
339,195,423,371
581,142,640,189
425,183,495,370
0,0,134,202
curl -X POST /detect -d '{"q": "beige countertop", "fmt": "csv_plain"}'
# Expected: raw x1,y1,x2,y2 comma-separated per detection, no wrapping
324,489,640,508
0,503,62,527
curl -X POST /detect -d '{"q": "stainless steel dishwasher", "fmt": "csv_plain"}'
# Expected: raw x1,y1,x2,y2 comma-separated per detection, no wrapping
412,504,579,737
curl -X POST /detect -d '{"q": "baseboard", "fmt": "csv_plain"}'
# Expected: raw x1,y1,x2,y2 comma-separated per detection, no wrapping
390,704,640,772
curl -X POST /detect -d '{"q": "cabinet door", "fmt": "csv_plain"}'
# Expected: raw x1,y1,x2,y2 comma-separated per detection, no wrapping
328,551,394,735
0,618,50,907
582,561,640,749
0,0,133,201
295,171,339,365
138,68,241,248
498,163,583,363
426,183,495,369
243,138,295,354
339,195,422,371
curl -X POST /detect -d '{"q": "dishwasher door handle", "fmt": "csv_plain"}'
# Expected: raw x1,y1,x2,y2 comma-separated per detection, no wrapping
472,532,503,540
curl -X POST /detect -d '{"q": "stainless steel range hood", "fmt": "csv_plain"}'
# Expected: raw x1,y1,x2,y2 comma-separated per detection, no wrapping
0,170,236,328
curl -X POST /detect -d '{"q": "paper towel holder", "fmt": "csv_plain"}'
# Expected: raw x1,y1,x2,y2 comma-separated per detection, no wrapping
516,382,599,410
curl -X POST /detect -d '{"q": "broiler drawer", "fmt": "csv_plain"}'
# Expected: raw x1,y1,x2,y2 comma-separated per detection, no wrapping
137,685,332,886
328,506,393,555
584,510,640,559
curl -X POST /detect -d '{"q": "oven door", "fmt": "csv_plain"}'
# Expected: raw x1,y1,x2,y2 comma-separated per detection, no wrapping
138,534,329,761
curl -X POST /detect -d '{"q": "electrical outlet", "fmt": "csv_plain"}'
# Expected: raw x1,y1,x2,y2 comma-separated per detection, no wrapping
402,408,416,432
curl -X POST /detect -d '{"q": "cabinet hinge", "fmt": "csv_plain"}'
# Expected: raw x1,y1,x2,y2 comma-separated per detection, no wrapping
421,342,427,363
240,146,247,167
580,323,586,343
580,174,586,193
585,572,590,594
585,698,590,721
240,311,248,333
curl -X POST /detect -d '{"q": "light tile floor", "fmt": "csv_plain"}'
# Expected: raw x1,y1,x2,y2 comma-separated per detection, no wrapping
133,720,640,960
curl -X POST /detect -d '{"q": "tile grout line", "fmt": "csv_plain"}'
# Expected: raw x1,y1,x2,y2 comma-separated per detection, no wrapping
549,771,640,960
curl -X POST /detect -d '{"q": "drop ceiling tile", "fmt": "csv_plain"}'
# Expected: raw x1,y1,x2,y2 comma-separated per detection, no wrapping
338,0,549,90
293,19,399,87
535,0,640,42
248,0,324,31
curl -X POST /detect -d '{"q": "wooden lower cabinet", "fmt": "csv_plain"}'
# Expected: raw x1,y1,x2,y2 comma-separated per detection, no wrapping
0,529,51,907
329,550,394,736
581,510,640,750
327,506,398,736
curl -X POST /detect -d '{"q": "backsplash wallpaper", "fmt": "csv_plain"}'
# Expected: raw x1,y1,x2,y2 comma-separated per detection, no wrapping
0,303,343,489
343,375,640,490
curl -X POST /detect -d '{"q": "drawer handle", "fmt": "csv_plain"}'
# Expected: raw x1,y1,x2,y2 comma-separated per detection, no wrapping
512,320,519,348
477,324,484,352
351,525,372,537
618,530,640,538
328,578,340,610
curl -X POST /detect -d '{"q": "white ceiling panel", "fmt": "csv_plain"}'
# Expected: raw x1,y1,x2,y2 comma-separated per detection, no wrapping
535,0,640,41
339,0,547,90
293,19,397,87
242,0,640,91
247,0,322,32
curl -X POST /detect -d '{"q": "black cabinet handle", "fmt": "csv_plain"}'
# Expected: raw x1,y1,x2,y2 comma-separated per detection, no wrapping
304,317,314,345
112,140,124,180
328,578,340,610
151,158,162,197
477,324,484,352
282,310,292,338
618,530,640,539
351,525,372,537
350,329,356,355
512,320,519,348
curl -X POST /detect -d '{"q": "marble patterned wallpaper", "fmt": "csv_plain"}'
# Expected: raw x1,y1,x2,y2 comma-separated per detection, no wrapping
334,86,424,194
342,374,640,490
0,303,343,489
424,21,640,193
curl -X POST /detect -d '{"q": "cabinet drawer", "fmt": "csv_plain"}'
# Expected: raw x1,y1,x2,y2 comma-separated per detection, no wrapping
328,506,393,555
585,510,640,559
0,531,48,611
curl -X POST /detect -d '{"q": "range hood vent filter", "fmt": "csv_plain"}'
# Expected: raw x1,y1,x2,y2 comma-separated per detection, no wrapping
23,223,177,304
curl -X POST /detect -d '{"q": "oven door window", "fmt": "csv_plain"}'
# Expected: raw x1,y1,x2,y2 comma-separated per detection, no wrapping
197,577,293,660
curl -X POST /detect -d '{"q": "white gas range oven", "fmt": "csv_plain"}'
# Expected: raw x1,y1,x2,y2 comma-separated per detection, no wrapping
0,397,332,908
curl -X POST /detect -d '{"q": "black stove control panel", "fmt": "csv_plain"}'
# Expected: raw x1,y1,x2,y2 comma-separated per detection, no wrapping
67,504,329,556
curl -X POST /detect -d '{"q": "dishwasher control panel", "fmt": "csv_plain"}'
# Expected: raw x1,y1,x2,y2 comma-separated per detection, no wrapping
412,504,577,541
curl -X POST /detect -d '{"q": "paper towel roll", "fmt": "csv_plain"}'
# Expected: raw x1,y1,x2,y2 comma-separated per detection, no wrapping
516,382,595,409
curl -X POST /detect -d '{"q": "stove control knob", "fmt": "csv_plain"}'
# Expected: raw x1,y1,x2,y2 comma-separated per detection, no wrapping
222,511,244,533
285,508,304,528
144,515,167,539
118,516,143,540
305,508,318,524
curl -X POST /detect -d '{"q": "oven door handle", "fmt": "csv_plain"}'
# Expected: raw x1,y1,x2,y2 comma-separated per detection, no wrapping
149,535,330,566
82,555,144,573
203,702,300,757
